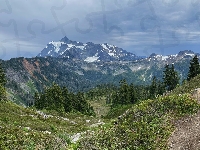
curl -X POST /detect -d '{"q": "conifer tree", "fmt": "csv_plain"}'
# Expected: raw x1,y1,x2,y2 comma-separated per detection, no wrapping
119,79,130,105
34,92,41,109
111,79,130,106
129,83,136,104
34,84,95,115
187,55,200,81
157,80,165,95
0,63,6,87
149,76,158,99
0,62,6,100
163,65,170,91
62,87,72,112
170,64,179,90
163,64,179,91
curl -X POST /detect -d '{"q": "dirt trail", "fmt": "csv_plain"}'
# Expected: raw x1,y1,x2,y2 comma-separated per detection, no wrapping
168,89,200,150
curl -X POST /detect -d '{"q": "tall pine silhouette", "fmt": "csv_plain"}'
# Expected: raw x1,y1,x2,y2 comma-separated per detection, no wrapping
187,55,200,81
0,63,6,100
163,64,179,91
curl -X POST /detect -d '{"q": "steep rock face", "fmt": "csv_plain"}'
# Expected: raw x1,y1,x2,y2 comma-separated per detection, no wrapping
37,36,140,62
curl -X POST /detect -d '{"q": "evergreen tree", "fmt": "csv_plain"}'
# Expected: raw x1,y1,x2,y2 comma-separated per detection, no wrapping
111,79,130,106
163,64,179,91
129,83,136,104
112,80,142,107
149,76,157,99
0,63,6,100
0,62,6,87
119,79,130,105
62,87,72,112
34,92,41,109
34,84,95,115
157,80,165,95
163,64,170,91
170,64,179,90
187,55,200,81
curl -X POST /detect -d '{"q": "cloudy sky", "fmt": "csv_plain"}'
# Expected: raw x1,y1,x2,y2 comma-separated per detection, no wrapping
1,0,200,60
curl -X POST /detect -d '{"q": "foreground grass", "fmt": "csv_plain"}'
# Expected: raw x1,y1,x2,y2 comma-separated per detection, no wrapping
0,101,103,149
0,93,199,149
78,94,200,150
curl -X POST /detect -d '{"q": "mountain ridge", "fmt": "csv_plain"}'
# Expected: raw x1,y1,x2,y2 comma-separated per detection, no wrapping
38,36,200,64
38,36,142,62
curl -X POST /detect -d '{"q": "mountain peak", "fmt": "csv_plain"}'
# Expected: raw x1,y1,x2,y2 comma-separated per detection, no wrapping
176,50,197,59
178,50,194,56
60,36,70,43
149,53,158,58
37,37,141,62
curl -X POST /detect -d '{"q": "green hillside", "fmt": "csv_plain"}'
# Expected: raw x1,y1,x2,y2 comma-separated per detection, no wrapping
1,56,200,149
0,101,106,149
1,76,200,149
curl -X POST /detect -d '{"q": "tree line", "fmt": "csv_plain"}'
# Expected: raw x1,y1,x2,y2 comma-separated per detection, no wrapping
0,63,6,101
34,83,95,116
110,55,200,107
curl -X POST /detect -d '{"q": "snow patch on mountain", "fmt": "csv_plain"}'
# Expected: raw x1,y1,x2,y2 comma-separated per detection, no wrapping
76,45,85,50
49,41,64,53
108,53,115,56
84,56,99,62
67,44,74,48
101,44,109,50
185,53,195,57
162,56,169,60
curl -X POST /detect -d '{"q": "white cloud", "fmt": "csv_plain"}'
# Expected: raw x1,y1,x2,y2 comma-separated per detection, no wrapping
0,0,200,59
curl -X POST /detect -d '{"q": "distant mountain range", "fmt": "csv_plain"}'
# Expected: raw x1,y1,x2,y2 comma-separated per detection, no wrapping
2,36,200,105
38,36,199,63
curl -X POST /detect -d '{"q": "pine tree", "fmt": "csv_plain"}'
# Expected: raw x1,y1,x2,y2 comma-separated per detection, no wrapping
34,84,95,115
163,64,170,91
149,76,158,99
62,87,72,112
187,55,200,81
0,62,6,87
0,62,6,100
119,79,130,105
170,64,179,90
111,79,131,106
34,92,41,109
157,80,165,95
129,83,136,104
163,64,179,91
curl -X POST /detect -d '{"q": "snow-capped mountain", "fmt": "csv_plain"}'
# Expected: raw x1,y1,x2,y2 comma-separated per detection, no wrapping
37,36,141,62
144,50,199,63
